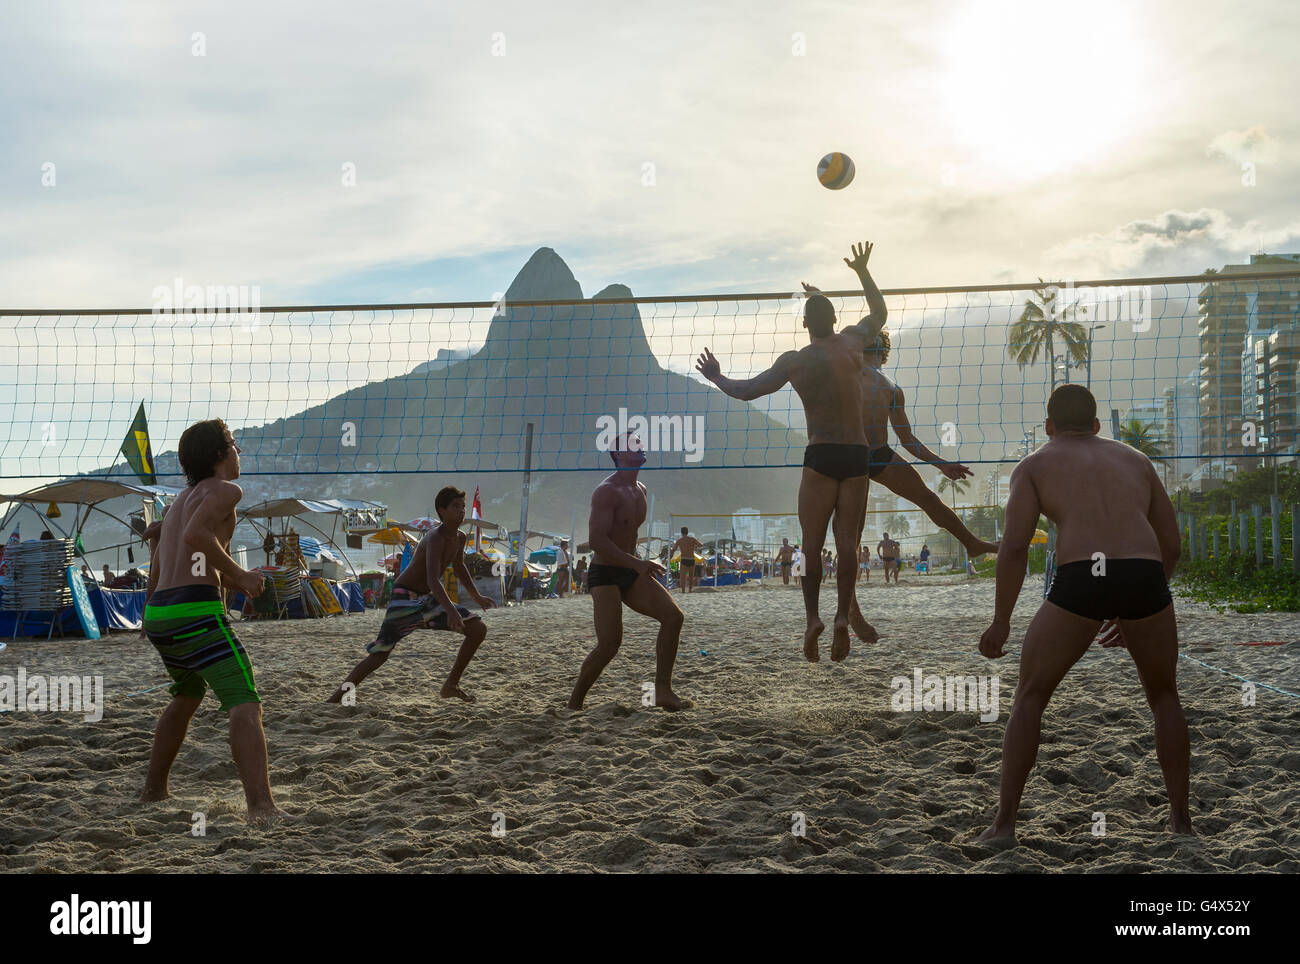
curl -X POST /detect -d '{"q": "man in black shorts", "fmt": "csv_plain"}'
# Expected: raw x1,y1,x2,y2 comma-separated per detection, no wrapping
977,385,1190,841
671,527,703,593
568,434,689,711
697,240,888,662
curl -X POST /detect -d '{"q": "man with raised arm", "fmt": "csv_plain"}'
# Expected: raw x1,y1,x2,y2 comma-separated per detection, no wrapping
568,434,690,711
696,241,887,662
328,486,495,704
139,419,282,824
976,385,1191,842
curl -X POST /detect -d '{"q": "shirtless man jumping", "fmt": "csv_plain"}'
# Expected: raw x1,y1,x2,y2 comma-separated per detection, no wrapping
328,486,495,704
976,385,1191,841
697,240,888,662
140,419,283,824
568,434,690,711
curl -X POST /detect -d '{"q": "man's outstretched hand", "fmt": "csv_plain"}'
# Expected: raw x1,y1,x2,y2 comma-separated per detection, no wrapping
843,241,874,274
695,347,721,382
937,460,975,481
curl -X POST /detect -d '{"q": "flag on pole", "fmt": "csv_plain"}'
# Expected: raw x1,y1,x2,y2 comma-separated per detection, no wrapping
120,403,157,485
471,486,483,551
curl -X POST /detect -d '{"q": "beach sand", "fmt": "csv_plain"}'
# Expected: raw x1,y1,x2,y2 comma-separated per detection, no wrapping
2,575,1298,873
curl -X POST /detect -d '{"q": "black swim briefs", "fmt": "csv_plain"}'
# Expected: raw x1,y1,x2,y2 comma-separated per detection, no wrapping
868,444,895,479
587,563,639,595
1046,558,1172,621
803,443,870,481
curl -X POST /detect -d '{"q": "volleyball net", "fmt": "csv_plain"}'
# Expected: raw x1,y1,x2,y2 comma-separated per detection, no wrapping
2,268,1298,485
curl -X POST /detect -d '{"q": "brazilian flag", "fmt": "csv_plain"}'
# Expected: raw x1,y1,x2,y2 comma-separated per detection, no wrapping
120,403,156,485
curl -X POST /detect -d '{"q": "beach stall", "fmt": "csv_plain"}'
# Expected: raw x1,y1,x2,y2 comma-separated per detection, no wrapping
0,477,181,637
235,497,385,618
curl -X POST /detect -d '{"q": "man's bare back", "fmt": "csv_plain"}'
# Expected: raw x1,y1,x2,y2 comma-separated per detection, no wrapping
775,336,869,445
153,478,239,594
1021,435,1164,566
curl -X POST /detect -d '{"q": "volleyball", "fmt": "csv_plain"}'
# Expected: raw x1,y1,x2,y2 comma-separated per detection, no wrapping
817,152,855,190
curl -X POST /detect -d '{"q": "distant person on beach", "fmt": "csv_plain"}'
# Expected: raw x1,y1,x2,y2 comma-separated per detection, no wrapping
671,527,703,593
574,555,587,594
329,486,495,704
698,240,888,662
568,433,689,711
556,539,572,597
919,544,930,572
776,538,795,585
102,564,113,584
976,385,1190,842
877,533,901,583
858,544,871,581
139,418,282,824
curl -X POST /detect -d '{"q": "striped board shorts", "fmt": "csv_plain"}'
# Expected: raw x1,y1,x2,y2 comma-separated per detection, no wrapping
144,584,259,712
366,587,479,654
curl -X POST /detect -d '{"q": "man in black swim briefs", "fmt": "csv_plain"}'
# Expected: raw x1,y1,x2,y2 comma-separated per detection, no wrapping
976,384,1191,842
697,240,889,663
568,433,690,711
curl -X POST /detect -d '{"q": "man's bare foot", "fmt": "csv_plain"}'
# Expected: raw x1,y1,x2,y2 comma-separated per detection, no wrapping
566,696,584,710
976,821,1016,843
831,618,852,661
139,787,170,803
655,689,692,711
440,683,477,702
1169,812,1195,835
804,620,824,662
248,804,288,826
848,604,880,644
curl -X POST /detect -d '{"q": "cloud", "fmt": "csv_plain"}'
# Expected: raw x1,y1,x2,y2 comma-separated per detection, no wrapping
1207,126,1282,165
1044,208,1300,277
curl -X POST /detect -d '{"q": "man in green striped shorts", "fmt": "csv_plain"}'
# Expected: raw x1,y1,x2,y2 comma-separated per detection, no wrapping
140,418,284,824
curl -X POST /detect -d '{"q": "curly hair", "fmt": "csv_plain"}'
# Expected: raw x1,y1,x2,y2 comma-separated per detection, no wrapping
863,327,891,365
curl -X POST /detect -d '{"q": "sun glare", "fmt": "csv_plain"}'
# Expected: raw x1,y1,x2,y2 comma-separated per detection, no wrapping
941,0,1148,179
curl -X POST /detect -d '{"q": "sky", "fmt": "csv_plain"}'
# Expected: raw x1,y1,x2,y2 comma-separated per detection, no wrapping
3,0,1298,309
1,0,1298,485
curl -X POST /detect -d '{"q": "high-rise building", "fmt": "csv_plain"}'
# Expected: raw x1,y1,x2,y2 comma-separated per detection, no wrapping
1162,371,1200,482
1197,254,1300,473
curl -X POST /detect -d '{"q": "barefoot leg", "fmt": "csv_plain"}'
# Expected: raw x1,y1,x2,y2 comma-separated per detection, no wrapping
981,601,1096,840
228,701,284,823
327,650,391,702
141,694,203,801
568,586,622,709
798,467,837,662
1121,604,1193,834
441,618,486,700
831,474,868,661
623,572,691,709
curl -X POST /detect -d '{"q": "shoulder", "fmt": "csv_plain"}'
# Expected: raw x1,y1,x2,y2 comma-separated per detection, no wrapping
199,478,241,505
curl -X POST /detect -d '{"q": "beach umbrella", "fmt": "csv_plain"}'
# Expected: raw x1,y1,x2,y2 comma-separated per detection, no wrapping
1030,529,1049,545
529,545,559,564
407,517,436,532
367,527,418,546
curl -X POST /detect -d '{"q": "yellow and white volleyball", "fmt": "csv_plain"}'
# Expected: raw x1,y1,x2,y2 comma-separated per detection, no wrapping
817,152,855,190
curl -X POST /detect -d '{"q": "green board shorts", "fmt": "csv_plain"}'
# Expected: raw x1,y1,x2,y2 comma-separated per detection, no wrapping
143,584,260,711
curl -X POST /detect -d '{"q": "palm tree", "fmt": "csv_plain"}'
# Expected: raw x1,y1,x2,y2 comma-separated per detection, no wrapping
1119,419,1164,458
1008,281,1091,391
936,476,970,508
884,513,911,538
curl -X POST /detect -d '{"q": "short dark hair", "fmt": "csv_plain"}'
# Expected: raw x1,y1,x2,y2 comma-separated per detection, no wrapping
804,294,835,337
1048,384,1096,431
434,486,466,517
863,328,891,365
178,419,232,486
681,526,688,534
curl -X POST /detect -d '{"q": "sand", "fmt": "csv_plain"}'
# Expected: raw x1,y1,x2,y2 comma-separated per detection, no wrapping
2,575,1298,873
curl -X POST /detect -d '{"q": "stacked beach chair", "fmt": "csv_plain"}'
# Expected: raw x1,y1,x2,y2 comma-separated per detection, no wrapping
2,539,75,638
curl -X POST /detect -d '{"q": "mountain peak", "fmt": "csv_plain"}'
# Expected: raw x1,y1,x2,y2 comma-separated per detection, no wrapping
504,247,583,303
